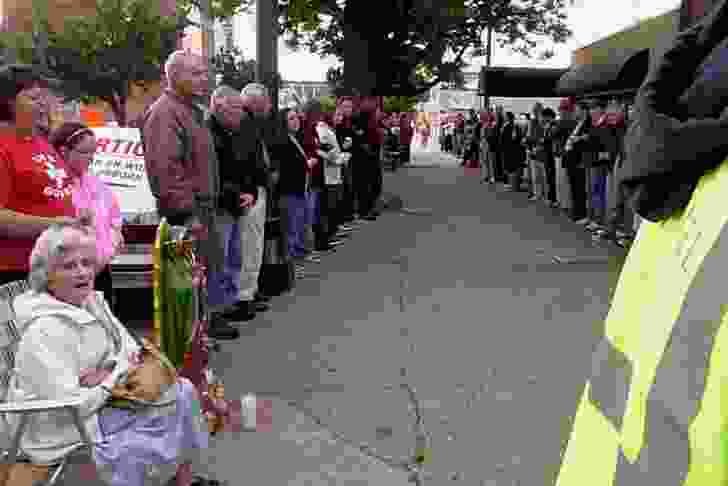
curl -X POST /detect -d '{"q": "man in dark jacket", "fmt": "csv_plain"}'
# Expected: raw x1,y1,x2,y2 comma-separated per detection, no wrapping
352,109,381,220
235,83,276,316
500,112,525,191
207,85,262,324
399,112,415,165
563,102,593,223
488,106,506,182
535,108,559,204
554,99,578,211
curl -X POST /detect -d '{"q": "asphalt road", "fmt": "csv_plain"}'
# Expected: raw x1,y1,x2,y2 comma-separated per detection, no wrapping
200,149,630,485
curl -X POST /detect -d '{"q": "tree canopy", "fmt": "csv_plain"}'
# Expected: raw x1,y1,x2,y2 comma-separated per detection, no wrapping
281,0,573,96
37,0,181,126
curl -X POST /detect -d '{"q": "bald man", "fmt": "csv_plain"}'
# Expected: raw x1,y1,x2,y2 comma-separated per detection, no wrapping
142,50,238,340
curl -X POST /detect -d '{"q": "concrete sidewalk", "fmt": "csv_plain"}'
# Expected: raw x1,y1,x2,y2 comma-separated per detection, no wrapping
191,396,411,485
59,395,409,485
409,150,460,168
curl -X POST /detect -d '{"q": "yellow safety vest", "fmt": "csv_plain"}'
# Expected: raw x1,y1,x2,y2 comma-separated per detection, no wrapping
556,157,728,486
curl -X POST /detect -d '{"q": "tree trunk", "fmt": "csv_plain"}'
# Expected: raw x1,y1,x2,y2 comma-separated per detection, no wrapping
106,95,127,127
343,0,382,97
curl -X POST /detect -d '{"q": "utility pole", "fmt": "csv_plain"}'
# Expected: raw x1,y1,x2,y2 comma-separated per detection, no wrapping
200,0,216,100
32,0,49,71
483,25,493,110
256,0,279,115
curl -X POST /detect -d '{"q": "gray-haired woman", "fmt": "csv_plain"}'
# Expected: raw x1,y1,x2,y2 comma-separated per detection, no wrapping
6,222,208,486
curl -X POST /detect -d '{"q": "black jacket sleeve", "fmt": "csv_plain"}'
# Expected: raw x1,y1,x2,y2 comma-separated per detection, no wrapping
622,0,728,221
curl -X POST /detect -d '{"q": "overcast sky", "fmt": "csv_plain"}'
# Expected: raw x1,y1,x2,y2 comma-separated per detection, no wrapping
231,0,681,82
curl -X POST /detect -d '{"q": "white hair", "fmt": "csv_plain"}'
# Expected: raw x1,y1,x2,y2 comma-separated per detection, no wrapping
164,50,191,85
28,223,94,293
210,85,241,114
240,83,268,98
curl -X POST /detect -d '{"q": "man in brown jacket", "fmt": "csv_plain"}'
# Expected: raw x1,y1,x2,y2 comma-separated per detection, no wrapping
141,50,238,340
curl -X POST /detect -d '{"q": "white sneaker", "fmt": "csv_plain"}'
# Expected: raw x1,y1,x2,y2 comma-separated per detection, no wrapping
575,218,590,225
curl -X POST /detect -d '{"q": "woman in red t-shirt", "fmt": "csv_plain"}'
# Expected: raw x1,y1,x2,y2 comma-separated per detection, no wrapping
0,65,76,285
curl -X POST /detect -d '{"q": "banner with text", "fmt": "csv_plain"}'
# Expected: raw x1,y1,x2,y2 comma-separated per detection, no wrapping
89,127,156,215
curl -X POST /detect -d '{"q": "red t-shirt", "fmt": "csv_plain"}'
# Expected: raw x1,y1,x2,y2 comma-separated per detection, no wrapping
0,133,75,272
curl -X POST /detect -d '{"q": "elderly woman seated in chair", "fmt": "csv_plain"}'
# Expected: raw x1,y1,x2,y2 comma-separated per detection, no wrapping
5,221,210,486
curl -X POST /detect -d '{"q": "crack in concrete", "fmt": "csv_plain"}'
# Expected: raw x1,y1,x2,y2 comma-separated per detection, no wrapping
252,390,413,474
395,255,432,486
243,253,432,482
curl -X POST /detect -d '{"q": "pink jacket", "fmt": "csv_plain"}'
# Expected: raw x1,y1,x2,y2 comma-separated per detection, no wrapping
72,174,123,267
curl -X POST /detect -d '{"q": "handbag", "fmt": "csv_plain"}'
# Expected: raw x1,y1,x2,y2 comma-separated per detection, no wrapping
0,462,50,486
107,338,177,408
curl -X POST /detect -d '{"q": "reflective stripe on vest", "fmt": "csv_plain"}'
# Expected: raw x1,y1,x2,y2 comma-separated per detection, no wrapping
557,159,728,486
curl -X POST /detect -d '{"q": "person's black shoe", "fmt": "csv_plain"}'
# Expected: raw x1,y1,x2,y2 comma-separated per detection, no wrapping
364,213,378,221
253,301,270,312
222,302,256,322
254,292,271,303
191,475,225,486
208,315,240,340
167,475,225,486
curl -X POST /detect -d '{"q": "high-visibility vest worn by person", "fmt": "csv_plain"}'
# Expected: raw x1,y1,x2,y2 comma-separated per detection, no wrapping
556,157,728,486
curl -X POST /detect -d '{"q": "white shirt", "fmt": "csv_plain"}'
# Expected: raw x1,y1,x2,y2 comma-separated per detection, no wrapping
316,122,345,186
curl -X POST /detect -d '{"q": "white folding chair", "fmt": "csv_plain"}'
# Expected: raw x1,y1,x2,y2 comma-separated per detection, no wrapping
0,280,93,485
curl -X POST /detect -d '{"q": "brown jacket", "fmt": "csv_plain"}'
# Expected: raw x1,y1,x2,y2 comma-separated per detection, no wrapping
141,89,223,275
141,89,218,218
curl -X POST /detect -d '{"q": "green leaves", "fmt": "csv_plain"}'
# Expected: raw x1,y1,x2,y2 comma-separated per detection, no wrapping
383,96,420,114
281,0,572,96
177,0,253,22
38,0,181,125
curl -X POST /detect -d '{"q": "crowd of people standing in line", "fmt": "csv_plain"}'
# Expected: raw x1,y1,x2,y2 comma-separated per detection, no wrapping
0,53,418,484
441,100,639,248
139,51,419,341
0,50,414,344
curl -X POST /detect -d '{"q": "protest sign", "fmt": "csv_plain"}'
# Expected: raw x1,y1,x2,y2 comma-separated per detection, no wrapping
89,127,156,216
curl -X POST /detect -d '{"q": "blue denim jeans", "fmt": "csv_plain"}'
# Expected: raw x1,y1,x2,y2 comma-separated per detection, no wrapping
306,190,320,226
283,193,308,258
590,165,609,223
207,215,242,312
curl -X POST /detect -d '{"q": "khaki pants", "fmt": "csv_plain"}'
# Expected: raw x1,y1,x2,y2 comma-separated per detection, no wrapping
238,187,266,302
479,142,491,181
555,157,572,210
530,157,547,199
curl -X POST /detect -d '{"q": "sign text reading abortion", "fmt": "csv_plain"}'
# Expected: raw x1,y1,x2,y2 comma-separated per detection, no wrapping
96,137,145,157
